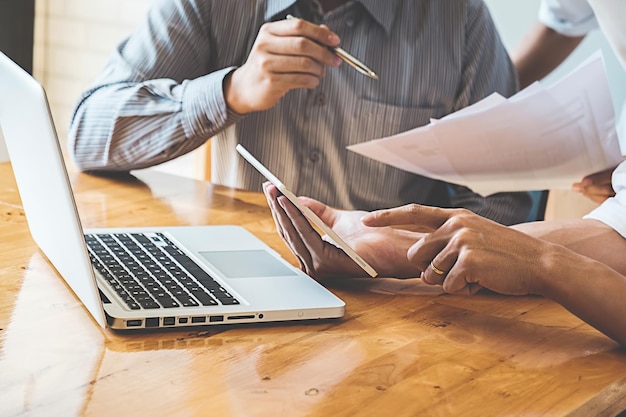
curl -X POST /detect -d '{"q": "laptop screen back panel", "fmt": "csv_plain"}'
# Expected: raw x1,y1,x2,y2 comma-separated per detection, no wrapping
0,52,107,327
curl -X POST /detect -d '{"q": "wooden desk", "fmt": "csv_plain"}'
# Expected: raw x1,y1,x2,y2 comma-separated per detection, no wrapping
1,161,625,417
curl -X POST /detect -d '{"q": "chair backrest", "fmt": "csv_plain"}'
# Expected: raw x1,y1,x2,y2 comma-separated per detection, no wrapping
525,190,549,222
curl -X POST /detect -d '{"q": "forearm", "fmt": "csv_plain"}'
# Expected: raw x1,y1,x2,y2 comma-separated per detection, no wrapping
513,218,626,276
536,243,626,346
67,0,246,172
68,68,242,171
511,22,584,89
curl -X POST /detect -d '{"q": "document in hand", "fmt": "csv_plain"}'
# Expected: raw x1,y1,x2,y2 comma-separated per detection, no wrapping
347,52,624,196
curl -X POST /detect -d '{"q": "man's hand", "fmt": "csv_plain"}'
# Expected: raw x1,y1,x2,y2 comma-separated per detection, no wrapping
224,18,342,114
263,183,422,280
362,204,552,296
572,167,617,204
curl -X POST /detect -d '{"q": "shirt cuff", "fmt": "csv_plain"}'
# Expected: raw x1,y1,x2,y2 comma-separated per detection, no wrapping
539,0,598,36
584,197,626,238
181,66,244,139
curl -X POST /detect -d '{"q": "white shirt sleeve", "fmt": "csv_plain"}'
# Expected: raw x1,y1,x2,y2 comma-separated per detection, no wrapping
585,161,626,238
539,0,598,36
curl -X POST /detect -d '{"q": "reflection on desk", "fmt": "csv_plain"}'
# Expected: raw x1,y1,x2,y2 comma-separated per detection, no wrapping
1,162,625,417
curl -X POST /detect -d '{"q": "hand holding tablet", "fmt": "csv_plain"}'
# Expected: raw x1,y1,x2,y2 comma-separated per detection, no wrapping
236,144,378,278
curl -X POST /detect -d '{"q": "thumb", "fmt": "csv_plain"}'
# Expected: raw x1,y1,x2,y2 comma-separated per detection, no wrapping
298,196,337,226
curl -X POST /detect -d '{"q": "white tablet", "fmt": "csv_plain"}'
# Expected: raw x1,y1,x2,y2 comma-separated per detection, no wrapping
236,144,378,278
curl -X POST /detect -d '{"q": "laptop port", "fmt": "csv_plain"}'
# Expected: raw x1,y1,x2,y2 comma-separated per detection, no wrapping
127,319,142,327
191,316,206,323
145,317,160,328
163,317,175,326
209,315,224,322
178,317,188,324
227,315,255,320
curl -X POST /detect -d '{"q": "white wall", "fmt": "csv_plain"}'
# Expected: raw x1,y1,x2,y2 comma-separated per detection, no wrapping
1,0,198,175
32,0,153,141
484,0,626,114
0,0,152,162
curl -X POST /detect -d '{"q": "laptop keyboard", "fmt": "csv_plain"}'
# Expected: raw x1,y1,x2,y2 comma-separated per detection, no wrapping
85,232,240,310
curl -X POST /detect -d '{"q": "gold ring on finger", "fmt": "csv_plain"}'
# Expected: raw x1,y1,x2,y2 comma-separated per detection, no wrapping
430,261,447,276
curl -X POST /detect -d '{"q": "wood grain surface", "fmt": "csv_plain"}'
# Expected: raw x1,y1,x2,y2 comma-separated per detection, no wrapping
1,162,625,417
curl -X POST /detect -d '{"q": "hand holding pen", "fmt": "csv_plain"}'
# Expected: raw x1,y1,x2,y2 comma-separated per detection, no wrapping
224,15,377,115
286,15,378,80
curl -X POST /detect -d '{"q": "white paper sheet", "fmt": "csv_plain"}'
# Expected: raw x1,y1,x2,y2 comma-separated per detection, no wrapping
348,52,624,196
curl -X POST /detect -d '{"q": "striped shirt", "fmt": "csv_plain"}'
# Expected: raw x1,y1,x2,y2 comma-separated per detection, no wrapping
68,0,532,224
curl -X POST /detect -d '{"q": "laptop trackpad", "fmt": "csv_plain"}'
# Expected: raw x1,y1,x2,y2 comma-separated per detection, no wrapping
199,250,297,278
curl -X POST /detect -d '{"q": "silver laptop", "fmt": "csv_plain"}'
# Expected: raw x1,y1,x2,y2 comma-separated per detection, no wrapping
0,51,344,330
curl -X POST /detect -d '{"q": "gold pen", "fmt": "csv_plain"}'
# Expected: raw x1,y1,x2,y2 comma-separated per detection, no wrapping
286,14,379,80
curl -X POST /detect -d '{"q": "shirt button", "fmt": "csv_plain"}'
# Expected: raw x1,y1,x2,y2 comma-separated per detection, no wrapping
309,149,321,163
315,93,326,106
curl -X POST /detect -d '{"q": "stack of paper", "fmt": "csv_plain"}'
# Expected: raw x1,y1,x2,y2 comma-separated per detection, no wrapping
347,52,623,196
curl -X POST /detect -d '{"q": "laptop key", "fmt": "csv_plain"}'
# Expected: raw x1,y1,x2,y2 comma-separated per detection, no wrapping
86,232,240,310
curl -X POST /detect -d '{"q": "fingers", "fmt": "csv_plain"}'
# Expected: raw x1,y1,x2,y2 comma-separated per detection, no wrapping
263,183,369,279
258,54,328,78
441,267,472,294
401,212,483,294
361,204,454,231
440,260,484,295
572,182,615,203
263,182,315,271
580,167,615,186
419,247,458,286
262,182,288,240
277,193,364,278
264,182,348,278
227,19,341,114
417,246,483,295
364,204,459,282
277,16,341,48
259,19,342,68
572,167,616,203
276,195,319,273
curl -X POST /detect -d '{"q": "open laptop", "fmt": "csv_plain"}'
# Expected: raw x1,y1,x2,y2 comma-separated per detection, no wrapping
0,51,344,330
